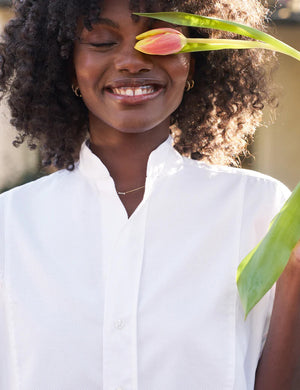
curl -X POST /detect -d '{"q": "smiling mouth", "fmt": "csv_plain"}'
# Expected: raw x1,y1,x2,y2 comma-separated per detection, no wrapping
104,82,164,105
108,85,158,96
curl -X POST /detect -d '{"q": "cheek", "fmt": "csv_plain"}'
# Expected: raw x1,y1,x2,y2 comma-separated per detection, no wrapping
73,47,103,89
169,54,191,80
162,54,191,92
73,57,95,87
162,54,191,110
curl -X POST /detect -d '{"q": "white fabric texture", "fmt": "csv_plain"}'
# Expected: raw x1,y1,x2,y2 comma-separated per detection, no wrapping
0,136,290,390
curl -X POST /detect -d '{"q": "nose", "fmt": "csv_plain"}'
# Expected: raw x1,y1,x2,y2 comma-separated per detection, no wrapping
114,39,153,74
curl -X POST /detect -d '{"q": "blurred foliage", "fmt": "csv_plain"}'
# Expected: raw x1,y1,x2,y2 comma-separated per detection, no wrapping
0,0,11,6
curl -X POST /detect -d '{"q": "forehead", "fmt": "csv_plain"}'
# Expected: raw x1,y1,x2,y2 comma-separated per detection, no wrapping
79,0,183,33
81,0,182,31
99,0,180,13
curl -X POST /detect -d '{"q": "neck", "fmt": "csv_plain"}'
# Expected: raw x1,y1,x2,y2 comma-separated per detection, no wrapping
88,121,170,218
88,121,170,191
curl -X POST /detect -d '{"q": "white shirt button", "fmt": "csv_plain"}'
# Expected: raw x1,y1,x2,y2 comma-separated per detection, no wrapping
114,319,125,329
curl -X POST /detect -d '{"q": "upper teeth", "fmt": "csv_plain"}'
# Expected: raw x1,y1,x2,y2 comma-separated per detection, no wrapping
111,86,155,96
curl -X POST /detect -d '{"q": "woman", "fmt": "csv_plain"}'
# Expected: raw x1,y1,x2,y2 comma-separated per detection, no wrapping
0,0,299,389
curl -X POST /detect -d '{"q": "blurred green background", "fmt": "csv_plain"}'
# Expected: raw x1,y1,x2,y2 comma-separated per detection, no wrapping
0,0,299,193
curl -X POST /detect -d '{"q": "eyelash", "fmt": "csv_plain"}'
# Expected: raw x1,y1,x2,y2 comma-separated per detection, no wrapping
90,42,116,48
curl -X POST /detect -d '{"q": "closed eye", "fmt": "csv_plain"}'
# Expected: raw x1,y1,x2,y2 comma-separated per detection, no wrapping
76,38,117,49
90,42,116,47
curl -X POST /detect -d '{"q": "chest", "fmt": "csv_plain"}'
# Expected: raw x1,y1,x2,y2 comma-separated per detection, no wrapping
3,190,243,389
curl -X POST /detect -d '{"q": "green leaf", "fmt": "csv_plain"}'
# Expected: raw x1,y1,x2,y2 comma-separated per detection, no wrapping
133,12,300,61
236,182,300,318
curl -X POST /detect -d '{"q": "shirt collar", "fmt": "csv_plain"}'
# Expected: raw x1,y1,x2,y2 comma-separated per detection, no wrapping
77,135,182,182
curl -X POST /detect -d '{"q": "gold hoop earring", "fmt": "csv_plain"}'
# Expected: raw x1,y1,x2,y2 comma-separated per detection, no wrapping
185,80,195,92
72,84,82,98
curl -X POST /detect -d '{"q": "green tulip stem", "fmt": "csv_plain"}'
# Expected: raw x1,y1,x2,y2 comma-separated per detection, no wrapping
182,38,275,54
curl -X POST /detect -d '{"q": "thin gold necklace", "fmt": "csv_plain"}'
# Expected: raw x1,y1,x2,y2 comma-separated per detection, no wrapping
117,185,145,196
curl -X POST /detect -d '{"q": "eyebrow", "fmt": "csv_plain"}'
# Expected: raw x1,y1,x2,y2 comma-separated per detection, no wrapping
94,18,120,29
92,16,156,30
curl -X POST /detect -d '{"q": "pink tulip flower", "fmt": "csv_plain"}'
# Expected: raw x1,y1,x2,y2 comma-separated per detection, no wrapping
135,24,300,62
135,28,187,55
134,12,300,61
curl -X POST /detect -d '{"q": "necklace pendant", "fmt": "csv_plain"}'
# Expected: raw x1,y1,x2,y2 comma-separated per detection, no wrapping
116,185,145,196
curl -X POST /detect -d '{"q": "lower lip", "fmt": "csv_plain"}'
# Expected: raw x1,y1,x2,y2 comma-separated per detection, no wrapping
105,87,164,105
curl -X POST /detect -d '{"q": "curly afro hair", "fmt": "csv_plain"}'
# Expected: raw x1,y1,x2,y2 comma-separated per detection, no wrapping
0,0,277,169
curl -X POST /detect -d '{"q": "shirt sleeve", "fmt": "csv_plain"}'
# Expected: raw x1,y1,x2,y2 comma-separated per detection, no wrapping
0,280,11,389
236,175,291,386
257,179,291,356
0,194,13,389
239,176,291,262
0,194,4,285
0,195,6,384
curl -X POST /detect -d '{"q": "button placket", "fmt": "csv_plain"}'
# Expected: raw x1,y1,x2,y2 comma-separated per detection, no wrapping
102,205,148,390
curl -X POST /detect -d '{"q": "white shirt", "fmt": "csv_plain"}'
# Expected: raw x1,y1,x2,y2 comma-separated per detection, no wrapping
0,137,290,390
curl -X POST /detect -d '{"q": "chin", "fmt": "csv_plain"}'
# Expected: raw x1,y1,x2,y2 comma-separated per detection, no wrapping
114,126,155,134
89,110,171,136
110,117,167,134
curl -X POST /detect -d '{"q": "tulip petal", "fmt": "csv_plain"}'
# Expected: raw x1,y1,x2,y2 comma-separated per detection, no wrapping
135,29,187,55
136,28,183,40
237,182,300,318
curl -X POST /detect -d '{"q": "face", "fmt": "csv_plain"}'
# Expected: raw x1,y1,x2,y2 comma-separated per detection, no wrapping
73,0,192,136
